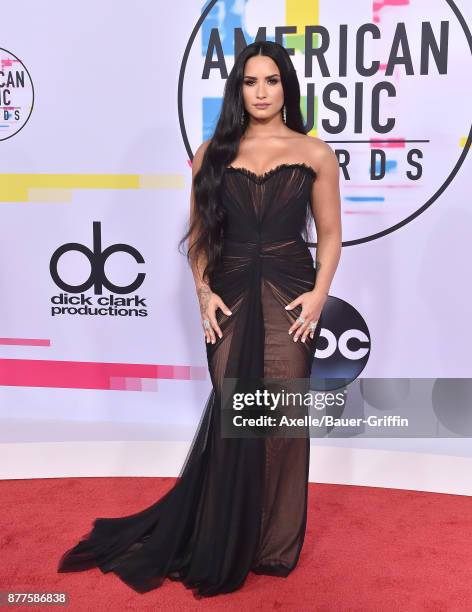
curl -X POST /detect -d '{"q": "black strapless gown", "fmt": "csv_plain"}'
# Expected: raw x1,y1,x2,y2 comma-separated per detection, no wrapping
57,162,325,598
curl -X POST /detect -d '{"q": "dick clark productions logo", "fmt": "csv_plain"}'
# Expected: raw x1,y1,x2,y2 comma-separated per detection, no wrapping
49,221,148,318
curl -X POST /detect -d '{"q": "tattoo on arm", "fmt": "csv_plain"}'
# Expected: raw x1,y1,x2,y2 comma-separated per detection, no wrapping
197,284,212,315
314,260,329,297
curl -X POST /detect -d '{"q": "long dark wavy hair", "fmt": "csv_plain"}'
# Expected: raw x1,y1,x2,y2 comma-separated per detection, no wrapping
178,40,311,283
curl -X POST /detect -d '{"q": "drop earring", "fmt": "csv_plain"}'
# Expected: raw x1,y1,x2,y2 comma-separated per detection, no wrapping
282,104,287,124
240,109,245,126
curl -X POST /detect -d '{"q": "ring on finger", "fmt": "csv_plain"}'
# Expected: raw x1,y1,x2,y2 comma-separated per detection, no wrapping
203,319,210,329
296,316,306,324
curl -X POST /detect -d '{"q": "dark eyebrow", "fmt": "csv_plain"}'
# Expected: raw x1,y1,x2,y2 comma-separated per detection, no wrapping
243,74,280,79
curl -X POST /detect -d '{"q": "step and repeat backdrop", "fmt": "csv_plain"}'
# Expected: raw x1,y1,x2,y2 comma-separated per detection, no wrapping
1,0,471,494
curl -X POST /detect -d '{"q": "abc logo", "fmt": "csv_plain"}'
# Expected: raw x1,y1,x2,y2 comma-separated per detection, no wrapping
50,221,145,295
311,296,370,391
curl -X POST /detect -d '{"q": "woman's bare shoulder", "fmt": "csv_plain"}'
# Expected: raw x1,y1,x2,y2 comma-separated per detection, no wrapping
192,139,212,175
195,138,212,156
300,135,338,173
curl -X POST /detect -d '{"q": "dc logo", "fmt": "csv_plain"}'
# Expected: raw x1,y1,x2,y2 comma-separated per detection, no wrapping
311,296,370,391
50,221,145,295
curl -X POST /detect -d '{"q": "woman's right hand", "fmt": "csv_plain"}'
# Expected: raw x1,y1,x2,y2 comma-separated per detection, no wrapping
197,284,232,344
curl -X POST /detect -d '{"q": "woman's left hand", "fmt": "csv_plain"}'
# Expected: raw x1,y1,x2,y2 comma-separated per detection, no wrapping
285,290,327,342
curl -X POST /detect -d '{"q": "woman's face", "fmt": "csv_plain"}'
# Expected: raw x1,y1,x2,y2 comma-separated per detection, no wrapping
241,55,284,121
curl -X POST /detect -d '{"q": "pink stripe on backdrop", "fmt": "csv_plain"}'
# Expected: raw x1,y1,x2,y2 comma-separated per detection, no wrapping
0,359,207,390
109,376,159,392
369,139,406,149
0,338,51,346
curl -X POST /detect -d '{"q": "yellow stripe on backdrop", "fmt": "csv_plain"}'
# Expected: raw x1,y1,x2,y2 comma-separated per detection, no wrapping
286,0,319,50
0,173,186,203
286,0,319,137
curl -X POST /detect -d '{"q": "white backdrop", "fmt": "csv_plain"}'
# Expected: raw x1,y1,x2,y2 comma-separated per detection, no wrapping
1,0,471,495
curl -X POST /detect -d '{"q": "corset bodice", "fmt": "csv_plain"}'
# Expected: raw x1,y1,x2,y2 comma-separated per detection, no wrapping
221,163,316,244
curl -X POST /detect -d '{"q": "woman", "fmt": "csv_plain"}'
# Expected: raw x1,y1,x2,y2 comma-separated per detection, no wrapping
57,40,341,598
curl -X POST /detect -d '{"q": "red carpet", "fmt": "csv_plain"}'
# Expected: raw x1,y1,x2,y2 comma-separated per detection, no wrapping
1,477,471,611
